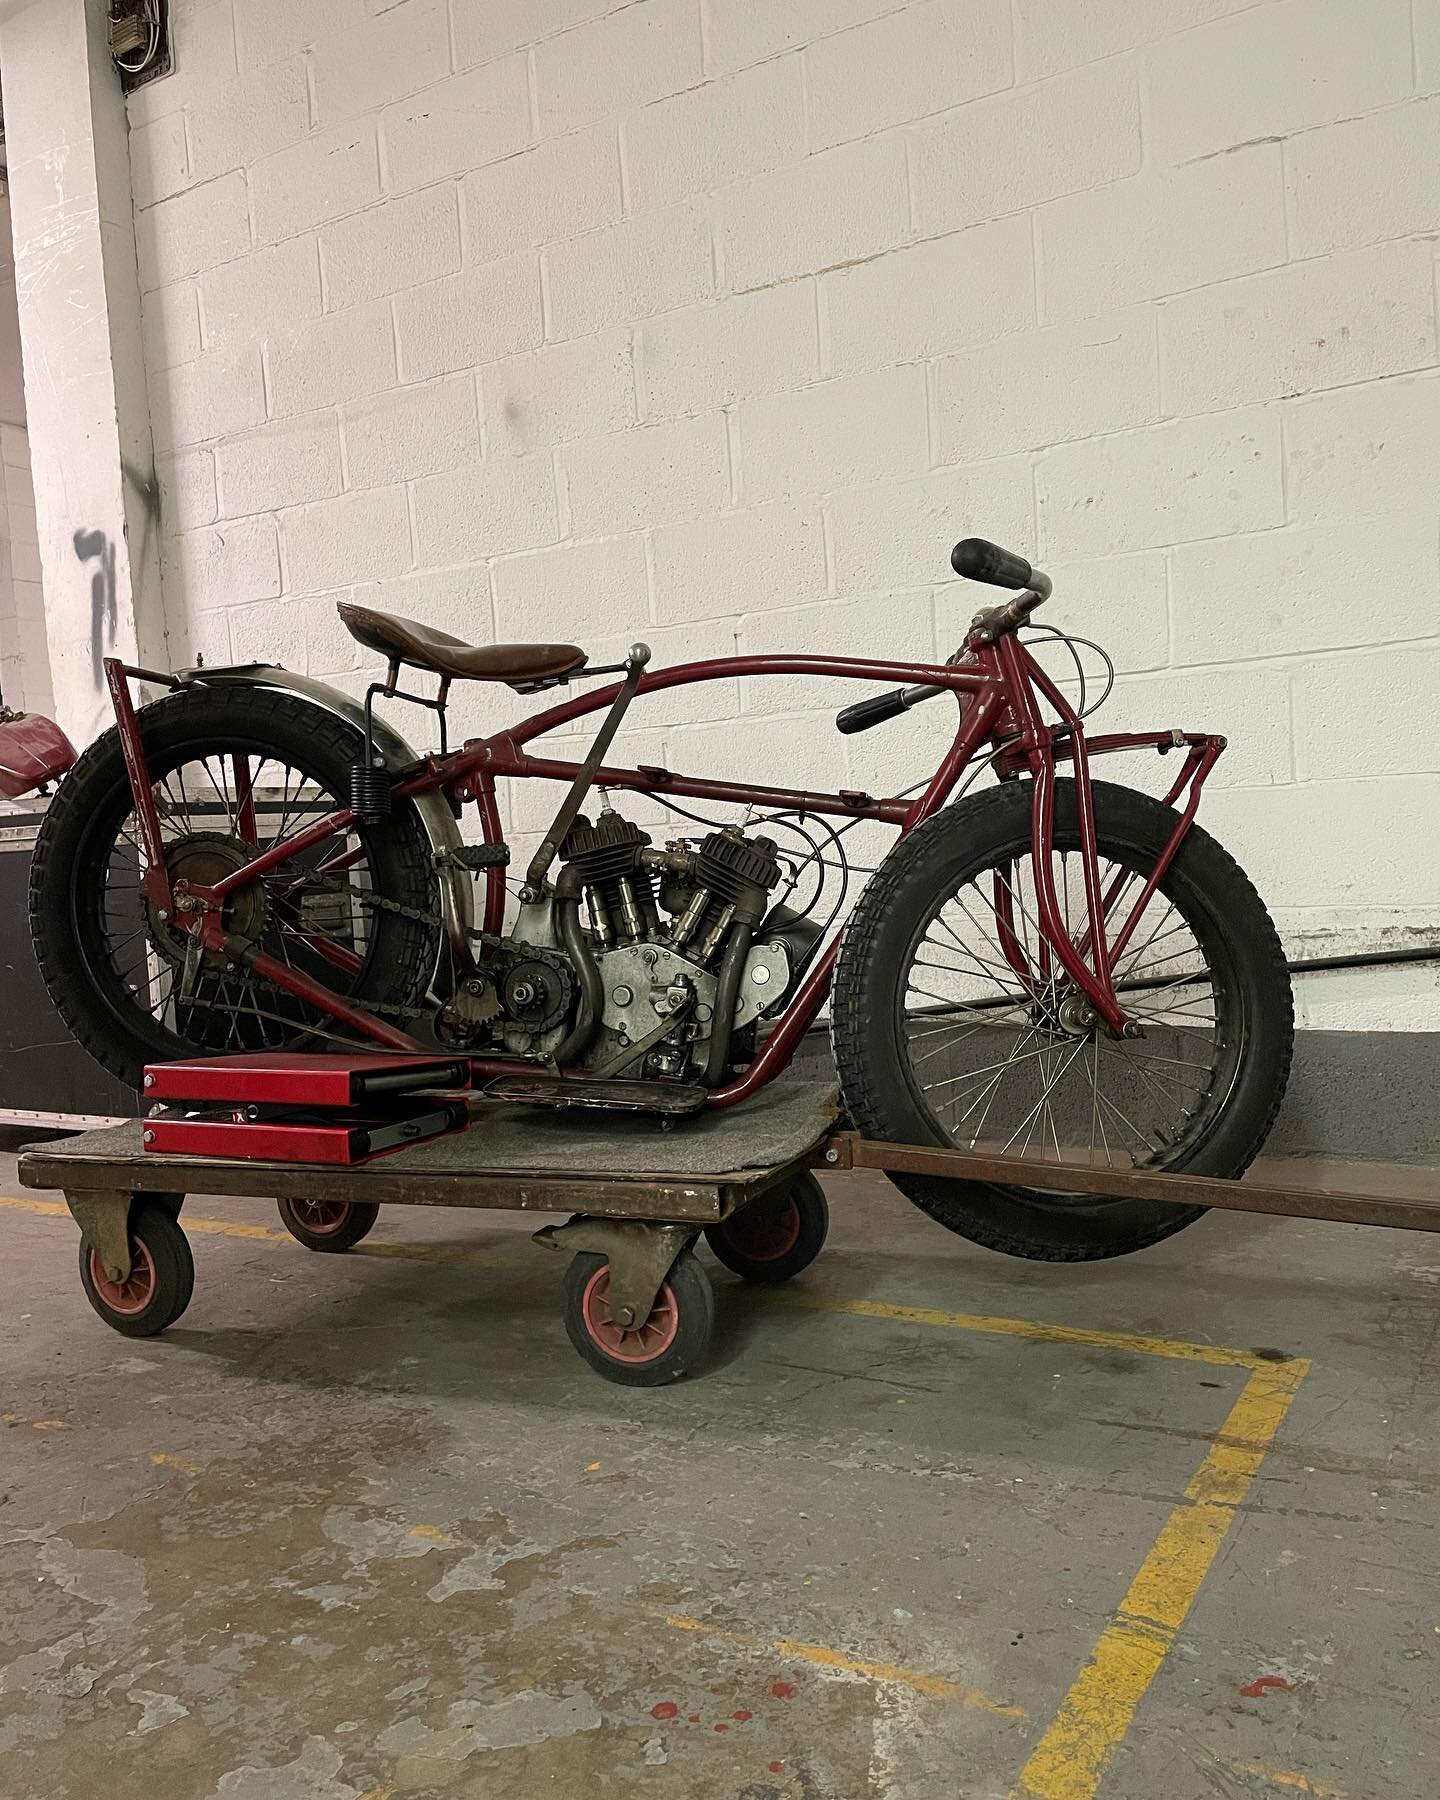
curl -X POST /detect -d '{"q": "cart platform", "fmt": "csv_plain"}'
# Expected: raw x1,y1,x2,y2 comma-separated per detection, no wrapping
20,1077,1440,1386
18,1079,842,1222
17,1082,845,1384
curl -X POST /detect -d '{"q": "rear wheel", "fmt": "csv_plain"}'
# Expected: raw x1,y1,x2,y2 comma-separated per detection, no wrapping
832,779,1293,1261
29,686,440,1089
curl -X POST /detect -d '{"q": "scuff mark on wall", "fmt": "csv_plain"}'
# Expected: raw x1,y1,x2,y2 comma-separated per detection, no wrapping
73,527,116,687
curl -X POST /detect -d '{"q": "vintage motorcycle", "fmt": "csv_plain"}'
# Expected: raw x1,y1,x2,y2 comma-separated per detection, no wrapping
26,537,1293,1261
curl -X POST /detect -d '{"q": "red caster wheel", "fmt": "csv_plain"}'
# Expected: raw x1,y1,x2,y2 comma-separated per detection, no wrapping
705,1172,829,1284
563,1248,715,1387
78,1201,194,1338
277,1197,380,1252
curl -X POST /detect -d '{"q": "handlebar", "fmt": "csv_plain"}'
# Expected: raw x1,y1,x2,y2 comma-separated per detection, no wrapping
833,536,1053,734
952,537,1033,589
952,536,1051,638
835,684,944,735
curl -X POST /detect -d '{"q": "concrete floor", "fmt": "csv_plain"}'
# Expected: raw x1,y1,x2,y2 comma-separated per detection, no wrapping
1,1147,1437,1800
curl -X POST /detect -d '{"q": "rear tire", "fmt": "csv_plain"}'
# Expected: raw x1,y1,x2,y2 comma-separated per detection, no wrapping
832,779,1293,1262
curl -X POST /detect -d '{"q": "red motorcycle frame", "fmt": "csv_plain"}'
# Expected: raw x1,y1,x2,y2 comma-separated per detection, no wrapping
103,601,1225,1111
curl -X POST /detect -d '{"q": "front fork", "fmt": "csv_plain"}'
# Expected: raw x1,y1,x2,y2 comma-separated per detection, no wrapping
988,637,1225,1036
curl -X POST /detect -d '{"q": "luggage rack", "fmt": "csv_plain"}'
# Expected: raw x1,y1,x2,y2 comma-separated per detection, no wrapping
17,1078,1440,1386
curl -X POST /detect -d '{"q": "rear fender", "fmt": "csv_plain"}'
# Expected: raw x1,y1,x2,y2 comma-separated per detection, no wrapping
179,663,474,947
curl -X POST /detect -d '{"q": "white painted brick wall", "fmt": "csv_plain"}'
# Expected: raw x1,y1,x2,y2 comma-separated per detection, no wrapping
716,138,908,290
319,186,461,309
494,535,651,643
1143,0,1413,165
266,303,397,418
394,257,543,380
462,127,622,260
215,414,343,519
281,485,413,590
737,366,929,505
544,203,714,340
381,58,532,193
1037,146,1287,321
909,60,1140,236
481,332,636,454
561,413,729,533
821,220,1034,376
117,0,1440,1022
934,308,1160,461
804,0,1012,150
638,287,819,420
620,56,806,213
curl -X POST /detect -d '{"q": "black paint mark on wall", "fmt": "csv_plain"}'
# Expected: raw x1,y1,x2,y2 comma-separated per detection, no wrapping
73,529,117,688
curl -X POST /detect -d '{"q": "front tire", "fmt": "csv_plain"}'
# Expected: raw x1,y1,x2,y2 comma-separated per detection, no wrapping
832,779,1293,1261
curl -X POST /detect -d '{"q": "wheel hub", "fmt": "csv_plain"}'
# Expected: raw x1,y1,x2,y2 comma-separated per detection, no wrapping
145,833,269,965
1056,992,1097,1037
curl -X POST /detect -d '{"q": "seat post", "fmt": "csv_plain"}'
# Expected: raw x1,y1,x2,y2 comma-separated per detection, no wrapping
520,643,651,901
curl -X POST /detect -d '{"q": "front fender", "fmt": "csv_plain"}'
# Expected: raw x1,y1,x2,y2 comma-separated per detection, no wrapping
180,663,473,945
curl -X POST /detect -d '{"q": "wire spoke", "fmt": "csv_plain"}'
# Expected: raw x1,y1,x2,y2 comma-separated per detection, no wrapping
898,835,1227,1180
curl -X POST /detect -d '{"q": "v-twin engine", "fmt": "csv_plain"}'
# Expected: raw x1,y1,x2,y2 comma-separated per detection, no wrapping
555,807,792,1084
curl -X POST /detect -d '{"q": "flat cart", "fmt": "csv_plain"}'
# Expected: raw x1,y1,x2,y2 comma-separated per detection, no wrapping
18,1080,1440,1385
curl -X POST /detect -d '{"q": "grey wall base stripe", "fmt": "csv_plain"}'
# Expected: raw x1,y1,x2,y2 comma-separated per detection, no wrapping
782,1028,1440,1166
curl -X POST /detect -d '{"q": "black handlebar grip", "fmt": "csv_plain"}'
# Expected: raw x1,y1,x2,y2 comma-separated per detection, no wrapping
951,537,1033,590
836,689,909,735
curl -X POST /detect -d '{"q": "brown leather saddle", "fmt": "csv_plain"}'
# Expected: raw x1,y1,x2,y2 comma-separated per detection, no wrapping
337,601,586,690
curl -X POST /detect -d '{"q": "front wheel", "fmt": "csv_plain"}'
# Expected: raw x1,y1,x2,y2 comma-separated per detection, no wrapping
832,779,1293,1261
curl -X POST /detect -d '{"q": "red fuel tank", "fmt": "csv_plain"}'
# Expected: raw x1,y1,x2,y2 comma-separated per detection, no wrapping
0,709,76,799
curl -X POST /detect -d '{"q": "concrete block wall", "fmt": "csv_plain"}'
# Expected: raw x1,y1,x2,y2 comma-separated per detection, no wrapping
124,0,1440,1026
0,199,51,722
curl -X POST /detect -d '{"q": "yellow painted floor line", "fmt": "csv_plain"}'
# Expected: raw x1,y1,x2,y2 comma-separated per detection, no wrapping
761,1283,1272,1370
659,1611,1025,1719
1010,1354,1310,1800
0,1194,507,1267
1225,1760,1343,1797
3,1195,84,1220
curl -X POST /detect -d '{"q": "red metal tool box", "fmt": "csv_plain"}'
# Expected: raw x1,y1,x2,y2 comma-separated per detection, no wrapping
142,1051,470,1107
141,1052,473,1166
